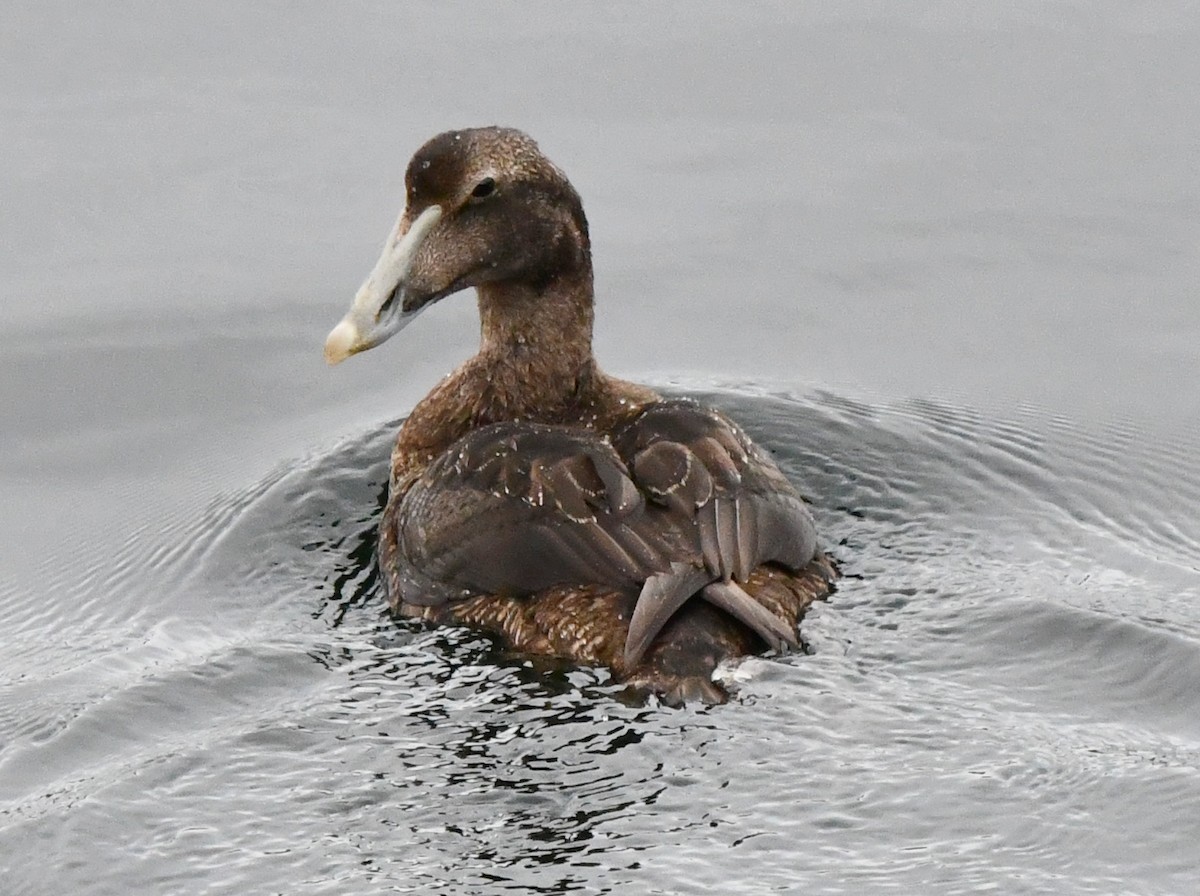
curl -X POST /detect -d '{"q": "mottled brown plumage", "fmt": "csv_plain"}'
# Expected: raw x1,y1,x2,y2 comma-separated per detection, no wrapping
326,127,835,703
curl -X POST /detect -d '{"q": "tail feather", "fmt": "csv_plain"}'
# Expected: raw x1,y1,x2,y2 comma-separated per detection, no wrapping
623,563,711,668
701,580,797,653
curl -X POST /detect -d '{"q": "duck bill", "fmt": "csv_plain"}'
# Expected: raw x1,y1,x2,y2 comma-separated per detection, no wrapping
324,204,444,365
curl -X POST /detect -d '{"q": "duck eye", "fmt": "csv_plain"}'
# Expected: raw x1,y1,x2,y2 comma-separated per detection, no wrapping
471,177,496,199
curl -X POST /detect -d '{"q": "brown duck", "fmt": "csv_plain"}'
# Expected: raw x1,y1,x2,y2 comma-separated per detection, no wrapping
325,127,834,703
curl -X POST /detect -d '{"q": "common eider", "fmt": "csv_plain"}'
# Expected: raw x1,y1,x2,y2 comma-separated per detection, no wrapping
325,127,835,703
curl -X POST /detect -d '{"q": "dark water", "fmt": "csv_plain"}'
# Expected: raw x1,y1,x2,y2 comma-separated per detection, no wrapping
3,4,1199,894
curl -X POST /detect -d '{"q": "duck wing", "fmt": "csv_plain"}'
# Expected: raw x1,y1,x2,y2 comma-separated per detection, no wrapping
390,422,677,605
609,399,818,664
386,400,818,668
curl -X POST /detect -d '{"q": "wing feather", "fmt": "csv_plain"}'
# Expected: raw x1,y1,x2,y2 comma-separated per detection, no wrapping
385,399,820,668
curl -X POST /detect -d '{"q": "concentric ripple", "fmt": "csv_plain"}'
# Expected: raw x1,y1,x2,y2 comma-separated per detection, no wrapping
2,385,1199,896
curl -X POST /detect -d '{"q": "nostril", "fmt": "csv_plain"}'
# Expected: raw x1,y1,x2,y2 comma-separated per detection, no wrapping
379,283,400,318
471,177,496,199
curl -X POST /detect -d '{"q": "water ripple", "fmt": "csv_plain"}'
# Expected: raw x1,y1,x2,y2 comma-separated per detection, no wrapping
4,386,1200,895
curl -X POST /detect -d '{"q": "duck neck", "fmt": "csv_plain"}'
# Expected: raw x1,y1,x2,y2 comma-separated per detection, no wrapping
473,267,599,418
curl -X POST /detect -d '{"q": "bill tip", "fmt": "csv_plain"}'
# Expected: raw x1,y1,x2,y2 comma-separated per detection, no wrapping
324,319,358,365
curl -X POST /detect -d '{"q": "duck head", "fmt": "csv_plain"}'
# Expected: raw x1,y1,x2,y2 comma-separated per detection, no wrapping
325,127,590,364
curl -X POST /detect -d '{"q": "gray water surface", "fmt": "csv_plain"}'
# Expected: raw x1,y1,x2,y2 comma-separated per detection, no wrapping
3,4,1199,894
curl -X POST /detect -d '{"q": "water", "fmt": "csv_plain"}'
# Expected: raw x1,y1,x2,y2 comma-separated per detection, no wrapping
3,4,1199,894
